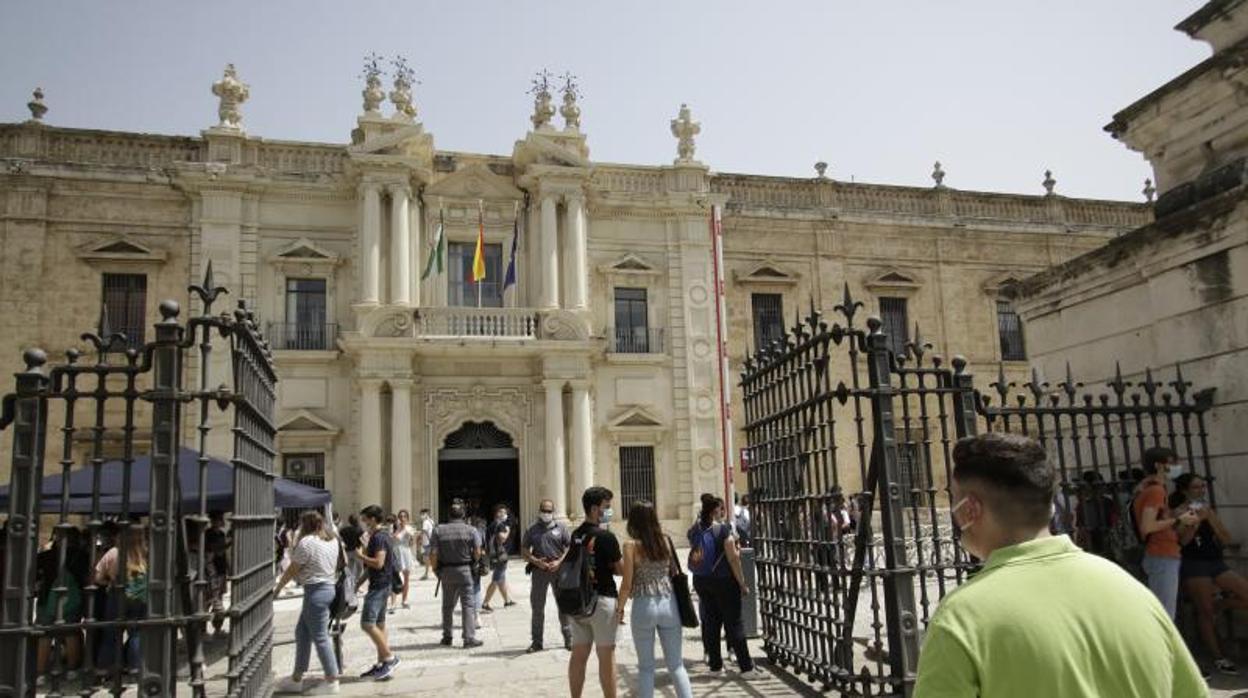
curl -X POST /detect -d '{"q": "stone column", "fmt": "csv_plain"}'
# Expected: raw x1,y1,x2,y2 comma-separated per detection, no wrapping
569,380,594,509
360,183,382,304
409,194,422,307
544,379,567,517
390,379,413,513
565,193,589,310
390,184,411,305
540,194,560,309
358,379,383,507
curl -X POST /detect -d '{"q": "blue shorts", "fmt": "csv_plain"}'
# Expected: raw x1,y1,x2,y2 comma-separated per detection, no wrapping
360,585,389,627
491,561,508,583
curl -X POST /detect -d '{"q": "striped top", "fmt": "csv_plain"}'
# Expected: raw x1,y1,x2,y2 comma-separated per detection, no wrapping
291,535,338,586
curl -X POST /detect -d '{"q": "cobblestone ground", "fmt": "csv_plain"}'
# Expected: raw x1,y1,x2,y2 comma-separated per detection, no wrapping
262,559,815,697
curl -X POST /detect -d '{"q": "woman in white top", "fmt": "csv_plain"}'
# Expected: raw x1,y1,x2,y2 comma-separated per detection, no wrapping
392,510,417,609
274,511,341,695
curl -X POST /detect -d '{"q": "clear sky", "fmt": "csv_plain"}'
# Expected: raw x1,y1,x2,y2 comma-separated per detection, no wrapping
0,1,1209,201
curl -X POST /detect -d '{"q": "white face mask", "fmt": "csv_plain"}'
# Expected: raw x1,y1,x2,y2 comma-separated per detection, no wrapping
951,497,976,534
1167,464,1185,480
539,512,554,524
601,507,614,524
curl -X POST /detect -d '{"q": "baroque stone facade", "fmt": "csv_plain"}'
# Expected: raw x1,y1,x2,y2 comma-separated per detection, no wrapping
0,69,1150,527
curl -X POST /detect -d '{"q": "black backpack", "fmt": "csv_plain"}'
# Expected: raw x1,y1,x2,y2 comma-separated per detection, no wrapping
555,528,598,618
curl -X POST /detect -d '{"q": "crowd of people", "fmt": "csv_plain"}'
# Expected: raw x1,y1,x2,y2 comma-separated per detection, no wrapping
257,488,762,697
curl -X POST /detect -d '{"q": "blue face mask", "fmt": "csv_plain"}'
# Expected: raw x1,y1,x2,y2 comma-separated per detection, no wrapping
600,507,614,524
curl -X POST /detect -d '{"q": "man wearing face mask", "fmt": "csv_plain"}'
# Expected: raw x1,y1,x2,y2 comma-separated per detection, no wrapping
1133,446,1200,619
567,486,624,698
913,433,1204,697
524,498,572,652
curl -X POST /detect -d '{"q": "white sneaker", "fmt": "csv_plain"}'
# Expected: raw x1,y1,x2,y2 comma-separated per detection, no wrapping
274,676,304,694
304,680,340,695
737,667,764,680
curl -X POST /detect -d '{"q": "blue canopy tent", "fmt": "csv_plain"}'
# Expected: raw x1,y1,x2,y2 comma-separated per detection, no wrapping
0,447,331,514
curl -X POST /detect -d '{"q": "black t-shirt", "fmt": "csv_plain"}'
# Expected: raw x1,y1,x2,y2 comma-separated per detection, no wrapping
339,524,364,552
573,522,622,598
1182,520,1223,561
365,529,393,590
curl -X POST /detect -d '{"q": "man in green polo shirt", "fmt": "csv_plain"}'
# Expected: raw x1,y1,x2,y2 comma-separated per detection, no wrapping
914,433,1205,697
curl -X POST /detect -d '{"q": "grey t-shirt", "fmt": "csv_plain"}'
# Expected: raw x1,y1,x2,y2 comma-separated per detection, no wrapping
524,520,571,561
430,520,482,572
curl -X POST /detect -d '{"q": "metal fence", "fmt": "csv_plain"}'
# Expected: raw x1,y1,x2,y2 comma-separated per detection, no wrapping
0,265,277,697
740,285,1214,696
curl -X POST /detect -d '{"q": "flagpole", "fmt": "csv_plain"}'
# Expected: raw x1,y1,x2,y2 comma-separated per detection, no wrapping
709,204,737,523
477,199,484,309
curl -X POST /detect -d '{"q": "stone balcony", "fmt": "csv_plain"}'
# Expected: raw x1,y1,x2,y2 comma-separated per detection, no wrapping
414,307,540,339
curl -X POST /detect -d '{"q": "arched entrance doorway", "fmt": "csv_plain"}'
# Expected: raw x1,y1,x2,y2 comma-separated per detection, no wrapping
438,421,520,539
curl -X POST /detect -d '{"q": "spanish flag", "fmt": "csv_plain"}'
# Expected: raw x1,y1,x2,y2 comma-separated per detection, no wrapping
472,199,486,285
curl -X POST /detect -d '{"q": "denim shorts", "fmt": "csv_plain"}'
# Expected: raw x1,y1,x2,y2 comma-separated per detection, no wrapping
360,585,389,627
491,561,508,583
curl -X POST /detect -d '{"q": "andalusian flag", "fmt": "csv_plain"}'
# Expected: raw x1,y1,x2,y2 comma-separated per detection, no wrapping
420,206,446,280
472,200,487,284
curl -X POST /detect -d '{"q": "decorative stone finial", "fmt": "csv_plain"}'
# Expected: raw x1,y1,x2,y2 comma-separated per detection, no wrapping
211,64,250,130
1143,178,1155,203
1042,169,1056,195
814,161,828,179
361,53,386,115
26,87,47,123
529,70,556,131
389,56,417,121
559,72,581,132
932,161,946,188
670,103,701,163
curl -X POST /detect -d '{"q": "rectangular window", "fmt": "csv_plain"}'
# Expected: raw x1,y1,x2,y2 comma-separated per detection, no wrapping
448,242,503,307
613,287,650,352
751,293,785,354
997,300,1027,361
284,278,328,350
102,273,147,350
879,297,910,357
896,441,928,507
283,452,325,488
619,446,656,516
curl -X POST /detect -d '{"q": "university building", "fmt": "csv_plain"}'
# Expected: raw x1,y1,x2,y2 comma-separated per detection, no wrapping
0,68,1149,527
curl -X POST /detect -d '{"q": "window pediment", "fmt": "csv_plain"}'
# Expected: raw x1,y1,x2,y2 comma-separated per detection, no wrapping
424,162,525,201
276,409,340,435
734,260,798,286
982,272,1026,297
275,409,340,452
600,253,660,278
77,235,167,267
606,406,667,444
864,268,921,293
270,238,342,275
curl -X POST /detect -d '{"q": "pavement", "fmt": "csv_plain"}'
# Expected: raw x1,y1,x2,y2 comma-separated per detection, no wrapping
265,560,813,697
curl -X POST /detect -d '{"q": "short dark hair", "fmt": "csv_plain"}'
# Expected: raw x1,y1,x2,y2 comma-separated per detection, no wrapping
1143,446,1177,472
952,433,1055,529
449,503,466,520
360,504,384,522
582,486,614,514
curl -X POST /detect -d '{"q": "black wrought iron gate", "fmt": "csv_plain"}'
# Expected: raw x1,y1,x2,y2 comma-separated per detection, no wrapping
0,267,277,697
741,286,1214,696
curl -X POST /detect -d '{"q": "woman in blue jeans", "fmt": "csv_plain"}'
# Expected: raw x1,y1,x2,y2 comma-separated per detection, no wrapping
687,494,758,677
274,511,342,695
616,500,693,698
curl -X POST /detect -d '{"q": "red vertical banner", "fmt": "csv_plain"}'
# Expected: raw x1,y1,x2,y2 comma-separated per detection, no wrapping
709,204,736,516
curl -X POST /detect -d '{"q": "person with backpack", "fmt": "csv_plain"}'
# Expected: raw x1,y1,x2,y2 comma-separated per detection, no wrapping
273,511,341,695
1132,447,1199,619
562,486,624,698
429,502,484,648
481,502,516,612
686,494,758,677
355,505,401,681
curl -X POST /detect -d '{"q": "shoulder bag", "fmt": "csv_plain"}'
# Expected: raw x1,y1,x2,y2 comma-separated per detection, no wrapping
666,536,699,628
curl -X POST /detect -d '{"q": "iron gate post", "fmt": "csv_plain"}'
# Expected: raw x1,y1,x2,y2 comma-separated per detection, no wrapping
949,356,978,440
0,349,49,694
142,302,185,695
864,319,920,696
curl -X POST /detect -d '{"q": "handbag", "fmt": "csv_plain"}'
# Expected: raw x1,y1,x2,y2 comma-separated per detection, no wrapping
330,542,357,620
666,536,699,629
